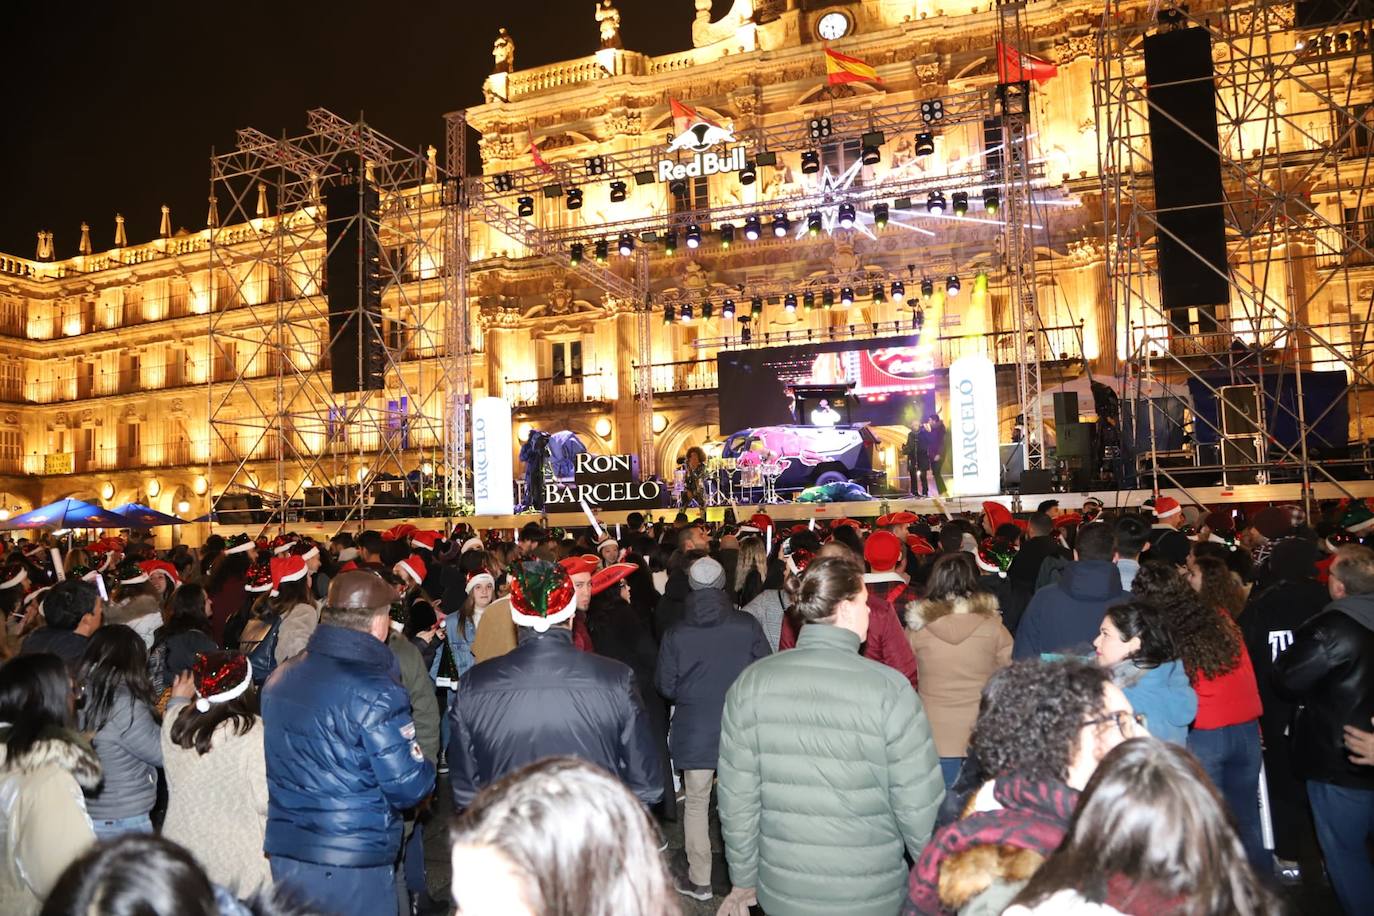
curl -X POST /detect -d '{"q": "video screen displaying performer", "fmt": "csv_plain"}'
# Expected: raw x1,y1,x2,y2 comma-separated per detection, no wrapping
717,334,938,432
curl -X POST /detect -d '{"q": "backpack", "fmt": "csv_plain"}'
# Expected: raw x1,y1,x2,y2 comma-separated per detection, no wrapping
240,612,284,685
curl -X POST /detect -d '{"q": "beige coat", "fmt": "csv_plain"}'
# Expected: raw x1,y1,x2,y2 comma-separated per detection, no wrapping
160,699,272,895
0,727,100,916
905,592,1013,757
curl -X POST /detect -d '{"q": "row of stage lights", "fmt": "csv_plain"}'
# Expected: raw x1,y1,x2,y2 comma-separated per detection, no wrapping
507,101,954,215
565,188,1000,265
660,273,973,326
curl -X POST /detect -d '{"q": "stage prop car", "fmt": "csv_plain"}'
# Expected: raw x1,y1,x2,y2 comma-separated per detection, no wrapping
721,424,879,492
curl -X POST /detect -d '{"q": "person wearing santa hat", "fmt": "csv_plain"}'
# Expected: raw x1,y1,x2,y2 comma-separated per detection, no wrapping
261,570,435,916
447,560,662,812
595,534,620,569
558,555,600,653
106,561,164,649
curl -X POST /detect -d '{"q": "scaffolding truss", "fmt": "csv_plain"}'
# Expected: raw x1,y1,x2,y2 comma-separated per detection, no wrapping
1095,0,1374,511
207,109,456,533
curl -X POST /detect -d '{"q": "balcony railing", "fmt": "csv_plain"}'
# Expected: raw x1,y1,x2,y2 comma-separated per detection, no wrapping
505,372,609,409
633,359,718,396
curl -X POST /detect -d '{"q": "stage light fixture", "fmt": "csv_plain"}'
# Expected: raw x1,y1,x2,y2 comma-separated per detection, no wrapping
663,304,675,324
784,293,797,314
926,191,946,215
921,277,934,299
566,187,584,210
585,156,606,176
569,242,584,265
722,298,736,320
952,191,969,217
838,203,856,229
983,188,1000,214
915,132,935,157
517,195,535,217
702,299,714,320
772,213,790,237
686,224,702,249
871,283,885,304
807,211,823,235
719,223,735,247
809,116,832,139
739,162,757,185
593,239,609,262
664,228,678,254
891,280,905,302
744,215,762,241
750,295,763,317
840,286,855,306
669,178,687,196
680,303,694,323
872,202,889,227
861,144,881,166
609,180,627,202
920,99,945,123
618,232,634,256
823,288,835,308
803,290,816,311
946,275,961,297
800,150,820,174
493,173,514,192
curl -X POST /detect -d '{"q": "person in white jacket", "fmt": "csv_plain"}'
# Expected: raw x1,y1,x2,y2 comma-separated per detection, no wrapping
0,653,100,916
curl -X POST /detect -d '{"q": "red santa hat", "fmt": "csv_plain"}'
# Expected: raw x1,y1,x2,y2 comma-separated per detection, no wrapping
1152,496,1182,520
783,547,815,577
395,555,427,587
465,566,496,595
270,554,308,597
292,540,321,563
982,501,1014,531
270,534,297,556
244,561,273,593
138,559,180,588
382,523,418,542
410,531,442,553
0,564,27,591
460,537,485,555
191,651,253,713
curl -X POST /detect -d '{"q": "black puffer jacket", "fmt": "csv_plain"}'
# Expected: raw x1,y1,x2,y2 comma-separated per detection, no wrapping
656,587,771,770
448,626,663,809
1274,593,1374,788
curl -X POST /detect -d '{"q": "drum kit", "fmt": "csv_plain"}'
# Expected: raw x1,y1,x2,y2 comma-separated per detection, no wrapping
673,455,786,506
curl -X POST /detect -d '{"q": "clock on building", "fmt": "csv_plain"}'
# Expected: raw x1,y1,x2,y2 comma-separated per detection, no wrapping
816,10,851,41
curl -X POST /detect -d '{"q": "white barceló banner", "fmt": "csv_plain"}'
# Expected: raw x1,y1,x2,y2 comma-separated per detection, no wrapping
947,354,1001,497
472,397,514,516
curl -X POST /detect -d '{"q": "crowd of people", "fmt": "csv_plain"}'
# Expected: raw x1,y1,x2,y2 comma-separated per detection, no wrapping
0,493,1372,915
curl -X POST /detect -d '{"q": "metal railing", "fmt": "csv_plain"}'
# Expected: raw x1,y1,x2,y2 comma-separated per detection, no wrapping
504,372,609,408
634,359,718,395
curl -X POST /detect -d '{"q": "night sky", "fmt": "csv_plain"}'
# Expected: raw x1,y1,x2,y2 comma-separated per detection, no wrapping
0,0,734,258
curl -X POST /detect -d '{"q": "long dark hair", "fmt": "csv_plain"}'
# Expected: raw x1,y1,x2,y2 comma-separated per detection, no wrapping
922,552,980,602
77,625,158,732
1103,599,1177,670
450,756,678,916
1012,738,1278,915
0,653,73,762
267,577,312,615
168,685,259,756
205,550,250,594
1192,555,1246,619
157,584,212,642
1133,561,1240,681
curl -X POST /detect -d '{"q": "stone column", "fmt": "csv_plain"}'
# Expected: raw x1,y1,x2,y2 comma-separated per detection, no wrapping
613,306,640,457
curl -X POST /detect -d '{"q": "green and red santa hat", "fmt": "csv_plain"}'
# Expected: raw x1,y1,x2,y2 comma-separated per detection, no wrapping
1342,500,1374,536
191,651,253,713
508,559,577,633
224,533,255,556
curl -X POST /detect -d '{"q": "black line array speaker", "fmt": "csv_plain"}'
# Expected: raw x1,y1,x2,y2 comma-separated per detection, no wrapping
326,173,385,394
1053,391,1080,428
1143,27,1230,316
1219,384,1262,437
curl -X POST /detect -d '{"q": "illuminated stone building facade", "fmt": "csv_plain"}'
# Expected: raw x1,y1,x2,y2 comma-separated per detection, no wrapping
0,0,1368,527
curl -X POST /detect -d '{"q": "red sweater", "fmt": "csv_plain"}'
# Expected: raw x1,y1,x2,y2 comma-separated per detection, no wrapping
779,591,919,689
1191,618,1263,729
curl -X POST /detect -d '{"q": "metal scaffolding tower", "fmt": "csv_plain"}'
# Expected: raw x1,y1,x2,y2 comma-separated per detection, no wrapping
1095,0,1374,510
207,110,455,533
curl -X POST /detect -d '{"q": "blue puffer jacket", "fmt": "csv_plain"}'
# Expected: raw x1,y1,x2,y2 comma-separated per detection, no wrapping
262,625,436,867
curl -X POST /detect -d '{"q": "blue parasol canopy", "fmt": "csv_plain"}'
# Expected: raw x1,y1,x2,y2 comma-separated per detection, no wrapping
107,503,186,528
0,498,132,530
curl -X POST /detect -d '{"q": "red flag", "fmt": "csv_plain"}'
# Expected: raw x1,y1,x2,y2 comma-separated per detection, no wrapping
528,128,553,174
670,98,722,136
996,41,1058,84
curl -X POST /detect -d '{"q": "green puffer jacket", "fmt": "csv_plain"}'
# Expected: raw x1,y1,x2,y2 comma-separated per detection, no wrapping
718,623,945,916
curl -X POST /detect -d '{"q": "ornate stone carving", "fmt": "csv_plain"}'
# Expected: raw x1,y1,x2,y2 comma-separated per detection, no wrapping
1056,33,1094,62
607,110,643,136
596,1,622,50
913,62,943,85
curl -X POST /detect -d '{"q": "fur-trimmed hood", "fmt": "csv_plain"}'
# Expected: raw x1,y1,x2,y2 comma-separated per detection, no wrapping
939,843,1047,911
906,590,1000,630
0,725,102,790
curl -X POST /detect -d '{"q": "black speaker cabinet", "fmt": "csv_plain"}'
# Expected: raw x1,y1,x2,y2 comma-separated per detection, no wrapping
1053,391,1080,428
325,173,386,394
1219,384,1262,438
1021,469,1055,494
1222,437,1261,486
1056,422,1093,459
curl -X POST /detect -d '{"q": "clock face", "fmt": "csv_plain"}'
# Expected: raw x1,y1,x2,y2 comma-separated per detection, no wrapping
817,11,850,41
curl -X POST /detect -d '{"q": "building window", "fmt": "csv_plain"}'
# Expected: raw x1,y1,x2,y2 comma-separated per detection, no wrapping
1344,205,1374,265
1334,104,1373,153
0,428,19,473
551,340,583,383
670,175,709,215
821,138,864,185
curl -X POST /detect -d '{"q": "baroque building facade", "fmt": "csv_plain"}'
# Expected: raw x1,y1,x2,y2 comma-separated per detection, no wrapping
0,0,1368,529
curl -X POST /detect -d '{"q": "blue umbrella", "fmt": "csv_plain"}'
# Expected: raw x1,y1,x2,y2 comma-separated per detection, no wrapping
1,498,132,530
107,503,186,528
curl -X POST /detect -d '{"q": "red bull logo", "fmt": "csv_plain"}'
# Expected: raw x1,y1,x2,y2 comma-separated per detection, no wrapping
658,120,746,182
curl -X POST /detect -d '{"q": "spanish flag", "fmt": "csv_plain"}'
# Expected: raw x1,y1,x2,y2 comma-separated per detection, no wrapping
996,41,1058,84
670,98,723,135
824,48,882,86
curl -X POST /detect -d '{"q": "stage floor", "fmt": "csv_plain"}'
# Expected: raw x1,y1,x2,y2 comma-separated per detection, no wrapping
210,479,1374,537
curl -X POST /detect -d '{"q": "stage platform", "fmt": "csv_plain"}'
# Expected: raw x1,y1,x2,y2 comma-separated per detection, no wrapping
206,479,1374,538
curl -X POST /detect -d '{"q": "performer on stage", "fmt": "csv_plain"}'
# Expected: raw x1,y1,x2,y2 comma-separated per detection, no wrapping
681,446,707,509
903,417,928,497
917,414,947,497
810,398,840,427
